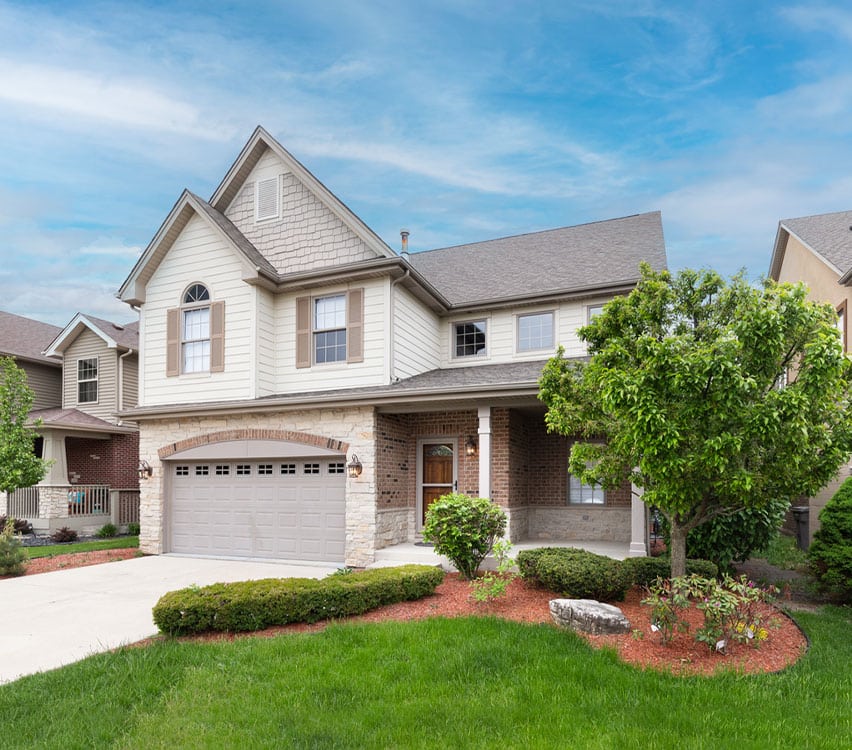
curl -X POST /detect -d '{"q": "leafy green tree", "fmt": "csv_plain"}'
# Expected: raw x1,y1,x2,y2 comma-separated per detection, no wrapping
539,265,852,577
809,477,852,601
0,356,49,495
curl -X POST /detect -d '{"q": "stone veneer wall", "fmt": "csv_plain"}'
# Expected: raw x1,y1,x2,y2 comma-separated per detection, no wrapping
137,406,377,567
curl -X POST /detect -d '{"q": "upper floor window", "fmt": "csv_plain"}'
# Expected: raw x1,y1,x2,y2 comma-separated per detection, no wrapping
454,320,487,358
166,284,225,377
255,177,280,221
517,312,554,352
837,300,847,352
77,358,98,403
314,294,347,363
587,304,605,322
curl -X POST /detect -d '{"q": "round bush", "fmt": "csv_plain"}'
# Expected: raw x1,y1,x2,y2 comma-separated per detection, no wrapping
517,547,630,602
809,477,852,601
422,493,507,580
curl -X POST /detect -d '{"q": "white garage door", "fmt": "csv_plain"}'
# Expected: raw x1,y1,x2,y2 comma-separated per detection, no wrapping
169,458,346,562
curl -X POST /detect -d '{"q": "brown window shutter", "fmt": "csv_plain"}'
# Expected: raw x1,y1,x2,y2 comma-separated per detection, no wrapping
210,301,225,372
347,288,364,363
296,295,311,368
166,308,180,377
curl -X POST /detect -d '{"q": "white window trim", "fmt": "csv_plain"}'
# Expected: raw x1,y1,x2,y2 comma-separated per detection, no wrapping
451,317,489,360
586,303,606,323
312,293,347,365
76,356,99,405
568,473,606,505
180,284,211,374
255,176,280,222
515,310,555,354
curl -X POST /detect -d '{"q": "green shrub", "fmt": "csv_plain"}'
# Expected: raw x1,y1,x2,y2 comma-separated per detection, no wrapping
517,547,630,602
0,519,27,576
51,527,78,543
422,493,506,580
0,515,33,535
126,522,140,536
809,477,852,602
661,497,790,573
96,523,118,538
152,564,445,636
621,556,718,587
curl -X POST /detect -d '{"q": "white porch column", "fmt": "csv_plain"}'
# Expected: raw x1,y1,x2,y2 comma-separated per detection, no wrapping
477,405,492,500
629,482,648,557
40,432,68,485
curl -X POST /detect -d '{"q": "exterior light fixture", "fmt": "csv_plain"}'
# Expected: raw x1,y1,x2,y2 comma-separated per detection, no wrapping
347,454,363,478
465,436,477,457
137,460,153,480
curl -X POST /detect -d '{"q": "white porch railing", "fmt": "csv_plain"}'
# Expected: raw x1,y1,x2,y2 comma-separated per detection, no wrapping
66,485,111,517
7,486,39,519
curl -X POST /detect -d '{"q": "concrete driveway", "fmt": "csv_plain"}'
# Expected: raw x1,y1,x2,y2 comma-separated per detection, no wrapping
0,555,339,684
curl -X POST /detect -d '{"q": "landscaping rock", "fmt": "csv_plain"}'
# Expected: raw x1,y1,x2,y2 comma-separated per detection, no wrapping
549,598,631,635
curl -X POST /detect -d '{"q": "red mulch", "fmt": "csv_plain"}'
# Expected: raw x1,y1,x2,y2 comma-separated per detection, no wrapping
2,548,140,578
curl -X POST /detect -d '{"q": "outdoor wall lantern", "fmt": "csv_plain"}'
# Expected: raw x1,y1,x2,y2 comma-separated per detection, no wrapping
346,454,363,478
137,460,153,480
465,436,478,457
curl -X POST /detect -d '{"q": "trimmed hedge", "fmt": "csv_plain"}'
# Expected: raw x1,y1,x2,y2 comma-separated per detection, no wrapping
620,556,718,587
517,547,631,602
153,564,445,636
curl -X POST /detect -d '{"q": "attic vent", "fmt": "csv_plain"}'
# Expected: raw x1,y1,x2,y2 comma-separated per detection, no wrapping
255,177,280,221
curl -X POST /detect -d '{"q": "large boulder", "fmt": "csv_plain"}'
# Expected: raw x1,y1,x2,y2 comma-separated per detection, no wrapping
549,598,631,635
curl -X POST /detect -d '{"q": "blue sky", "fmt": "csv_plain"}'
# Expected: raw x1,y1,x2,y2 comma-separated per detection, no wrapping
2,1,852,325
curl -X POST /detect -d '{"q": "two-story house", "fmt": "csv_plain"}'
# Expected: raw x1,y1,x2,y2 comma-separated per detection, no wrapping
0,310,141,533
769,209,852,542
118,126,668,567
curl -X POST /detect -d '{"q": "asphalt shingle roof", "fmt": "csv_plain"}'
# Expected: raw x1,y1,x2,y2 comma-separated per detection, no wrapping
406,211,666,306
0,310,62,365
81,315,139,350
782,210,852,274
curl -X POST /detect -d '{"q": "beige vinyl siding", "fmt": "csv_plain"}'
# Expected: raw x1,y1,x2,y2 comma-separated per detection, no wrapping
121,353,139,410
141,214,254,406
255,287,276,397
63,329,118,422
393,286,440,379
273,277,388,393
19,361,61,410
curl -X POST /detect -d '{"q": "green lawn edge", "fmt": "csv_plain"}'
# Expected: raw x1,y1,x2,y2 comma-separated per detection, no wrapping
25,536,139,559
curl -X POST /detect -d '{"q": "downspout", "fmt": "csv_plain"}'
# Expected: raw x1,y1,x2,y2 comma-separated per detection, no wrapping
118,349,134,425
388,229,411,385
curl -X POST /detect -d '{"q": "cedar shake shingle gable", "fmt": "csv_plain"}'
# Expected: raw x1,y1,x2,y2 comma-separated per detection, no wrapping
0,310,62,366
406,211,667,307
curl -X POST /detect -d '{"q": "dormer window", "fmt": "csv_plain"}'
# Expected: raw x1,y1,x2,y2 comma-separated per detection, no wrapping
77,358,98,403
166,284,225,377
255,177,280,221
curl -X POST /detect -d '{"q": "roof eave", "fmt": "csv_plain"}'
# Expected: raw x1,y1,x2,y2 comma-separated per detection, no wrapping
446,280,641,313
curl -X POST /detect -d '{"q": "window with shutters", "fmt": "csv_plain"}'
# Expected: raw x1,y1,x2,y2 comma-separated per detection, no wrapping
167,284,225,376
255,177,279,221
295,289,364,368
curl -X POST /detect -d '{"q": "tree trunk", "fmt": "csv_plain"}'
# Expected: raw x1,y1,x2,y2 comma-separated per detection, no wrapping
669,521,688,578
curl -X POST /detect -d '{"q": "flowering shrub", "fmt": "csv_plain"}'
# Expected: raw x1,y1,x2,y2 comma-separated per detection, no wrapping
642,574,777,652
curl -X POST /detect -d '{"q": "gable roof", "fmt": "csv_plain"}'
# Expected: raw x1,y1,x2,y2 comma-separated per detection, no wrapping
29,407,137,434
769,209,852,281
406,211,667,308
0,310,62,366
44,313,139,357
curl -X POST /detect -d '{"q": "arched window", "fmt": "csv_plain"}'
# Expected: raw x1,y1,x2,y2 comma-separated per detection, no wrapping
166,284,225,376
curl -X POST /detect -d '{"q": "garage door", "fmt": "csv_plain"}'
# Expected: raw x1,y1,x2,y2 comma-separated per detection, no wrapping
169,458,346,562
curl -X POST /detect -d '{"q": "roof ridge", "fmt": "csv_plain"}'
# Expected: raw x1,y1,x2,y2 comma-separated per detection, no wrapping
782,208,852,224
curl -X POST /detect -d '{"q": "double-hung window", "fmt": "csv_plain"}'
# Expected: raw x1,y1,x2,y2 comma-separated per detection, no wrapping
454,319,487,358
314,294,347,363
295,289,364,368
517,312,554,352
569,474,605,505
77,358,98,403
182,284,210,373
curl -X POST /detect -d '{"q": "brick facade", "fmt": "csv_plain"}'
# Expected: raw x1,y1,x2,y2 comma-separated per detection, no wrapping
65,432,140,489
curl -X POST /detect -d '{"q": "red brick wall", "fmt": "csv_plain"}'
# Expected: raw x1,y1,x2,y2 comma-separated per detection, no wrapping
376,413,412,509
65,432,140,488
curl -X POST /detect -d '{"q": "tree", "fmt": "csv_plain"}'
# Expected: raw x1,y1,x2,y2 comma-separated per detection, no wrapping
539,264,852,577
809,477,852,601
0,356,49,495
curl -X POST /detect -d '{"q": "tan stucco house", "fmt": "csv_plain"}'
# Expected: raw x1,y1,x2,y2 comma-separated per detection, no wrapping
117,126,668,567
0,310,141,533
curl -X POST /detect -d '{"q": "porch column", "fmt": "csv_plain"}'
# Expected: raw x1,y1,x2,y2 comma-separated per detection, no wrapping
629,483,648,557
40,432,68,485
477,406,491,499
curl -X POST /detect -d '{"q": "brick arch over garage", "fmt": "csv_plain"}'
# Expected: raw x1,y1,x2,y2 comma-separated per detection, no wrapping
157,429,350,460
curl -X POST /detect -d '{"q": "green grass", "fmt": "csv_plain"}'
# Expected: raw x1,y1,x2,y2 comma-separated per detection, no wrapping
25,536,139,559
761,533,810,571
0,607,849,749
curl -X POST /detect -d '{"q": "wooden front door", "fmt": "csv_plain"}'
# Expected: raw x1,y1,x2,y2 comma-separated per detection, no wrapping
421,441,456,526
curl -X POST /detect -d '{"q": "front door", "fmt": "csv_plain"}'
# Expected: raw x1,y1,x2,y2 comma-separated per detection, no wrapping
420,441,457,527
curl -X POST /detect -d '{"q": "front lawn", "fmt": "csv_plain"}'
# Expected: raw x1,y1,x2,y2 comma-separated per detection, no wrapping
25,536,139,559
0,607,848,748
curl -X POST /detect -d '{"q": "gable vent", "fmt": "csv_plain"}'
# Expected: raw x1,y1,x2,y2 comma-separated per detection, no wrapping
255,177,280,221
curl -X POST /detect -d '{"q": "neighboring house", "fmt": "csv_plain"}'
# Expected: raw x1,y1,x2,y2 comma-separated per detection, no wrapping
769,210,852,542
118,126,668,567
0,310,141,533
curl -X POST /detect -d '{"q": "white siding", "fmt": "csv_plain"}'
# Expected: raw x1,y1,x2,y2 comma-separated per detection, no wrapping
255,286,276,397
393,286,440,380
223,149,380,274
19,362,61,410
63,329,118,422
273,277,388,393
142,215,254,406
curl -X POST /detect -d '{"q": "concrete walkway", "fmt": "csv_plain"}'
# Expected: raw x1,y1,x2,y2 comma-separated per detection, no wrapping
0,555,338,684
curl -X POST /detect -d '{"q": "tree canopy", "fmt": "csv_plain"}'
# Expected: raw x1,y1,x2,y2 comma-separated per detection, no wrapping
539,264,852,576
0,356,49,496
